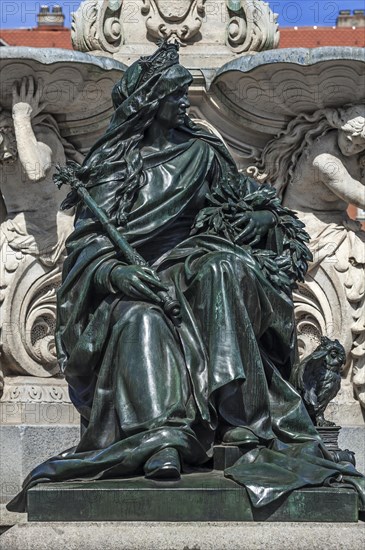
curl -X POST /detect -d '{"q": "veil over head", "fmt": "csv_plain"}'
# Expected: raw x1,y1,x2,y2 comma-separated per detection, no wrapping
78,42,193,178
73,42,193,222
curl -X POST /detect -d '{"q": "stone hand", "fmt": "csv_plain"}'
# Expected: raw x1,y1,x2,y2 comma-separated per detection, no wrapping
12,76,45,118
110,265,169,305
233,210,276,246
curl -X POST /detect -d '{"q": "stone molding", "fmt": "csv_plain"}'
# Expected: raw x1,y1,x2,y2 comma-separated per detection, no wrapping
70,0,279,66
2,376,71,404
71,0,124,53
0,376,79,425
226,0,279,54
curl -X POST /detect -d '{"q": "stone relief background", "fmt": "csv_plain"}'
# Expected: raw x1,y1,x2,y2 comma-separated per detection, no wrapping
0,48,124,399
247,105,365,414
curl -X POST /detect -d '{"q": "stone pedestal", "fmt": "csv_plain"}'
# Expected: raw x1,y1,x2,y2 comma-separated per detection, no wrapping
26,473,359,523
0,377,80,504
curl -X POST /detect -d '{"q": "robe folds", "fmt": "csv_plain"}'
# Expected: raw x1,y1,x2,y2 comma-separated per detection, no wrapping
7,129,365,513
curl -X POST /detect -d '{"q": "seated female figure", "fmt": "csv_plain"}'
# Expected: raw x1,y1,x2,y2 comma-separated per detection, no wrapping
8,42,365,512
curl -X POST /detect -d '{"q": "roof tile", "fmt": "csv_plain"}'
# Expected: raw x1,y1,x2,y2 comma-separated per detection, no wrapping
279,27,365,48
0,28,72,49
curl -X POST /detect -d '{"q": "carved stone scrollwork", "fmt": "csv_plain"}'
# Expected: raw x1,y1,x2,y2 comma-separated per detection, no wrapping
2,377,70,404
1,252,62,378
141,0,207,43
226,0,279,53
0,375,79,425
294,284,332,361
293,272,353,370
71,0,124,53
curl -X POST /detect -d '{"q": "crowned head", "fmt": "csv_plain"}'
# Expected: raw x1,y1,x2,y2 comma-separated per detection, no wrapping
111,41,193,113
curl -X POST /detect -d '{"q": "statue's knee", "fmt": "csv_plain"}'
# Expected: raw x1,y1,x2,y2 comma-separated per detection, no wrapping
128,302,165,325
202,251,244,275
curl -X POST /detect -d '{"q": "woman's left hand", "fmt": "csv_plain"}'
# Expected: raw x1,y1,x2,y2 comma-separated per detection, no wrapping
233,210,276,247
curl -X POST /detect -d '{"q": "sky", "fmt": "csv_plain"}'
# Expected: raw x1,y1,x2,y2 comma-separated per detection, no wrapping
0,0,364,29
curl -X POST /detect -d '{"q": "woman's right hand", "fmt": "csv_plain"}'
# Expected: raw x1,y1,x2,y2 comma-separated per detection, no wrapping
12,76,45,119
110,265,169,305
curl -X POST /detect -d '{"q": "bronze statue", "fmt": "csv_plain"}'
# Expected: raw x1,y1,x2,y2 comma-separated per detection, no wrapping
8,42,365,513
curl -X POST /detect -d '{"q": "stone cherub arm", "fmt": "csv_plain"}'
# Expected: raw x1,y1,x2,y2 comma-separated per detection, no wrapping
11,76,52,182
247,105,365,211
313,151,365,209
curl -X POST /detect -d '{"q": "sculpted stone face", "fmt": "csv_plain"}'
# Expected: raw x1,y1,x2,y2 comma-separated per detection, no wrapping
337,127,365,157
154,85,190,129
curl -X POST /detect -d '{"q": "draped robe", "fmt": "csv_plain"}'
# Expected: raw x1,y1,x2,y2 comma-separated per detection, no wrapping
8,129,365,513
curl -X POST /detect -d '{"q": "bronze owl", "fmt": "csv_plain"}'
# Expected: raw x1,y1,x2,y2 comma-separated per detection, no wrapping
294,337,346,427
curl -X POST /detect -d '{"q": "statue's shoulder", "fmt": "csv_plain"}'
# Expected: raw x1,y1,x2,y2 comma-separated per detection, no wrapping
183,134,215,159
310,129,338,157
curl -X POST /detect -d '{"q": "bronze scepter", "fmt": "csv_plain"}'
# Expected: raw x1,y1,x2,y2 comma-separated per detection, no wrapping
54,163,181,326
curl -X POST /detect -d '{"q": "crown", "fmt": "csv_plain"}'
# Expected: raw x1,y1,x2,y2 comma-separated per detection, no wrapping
137,40,180,88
